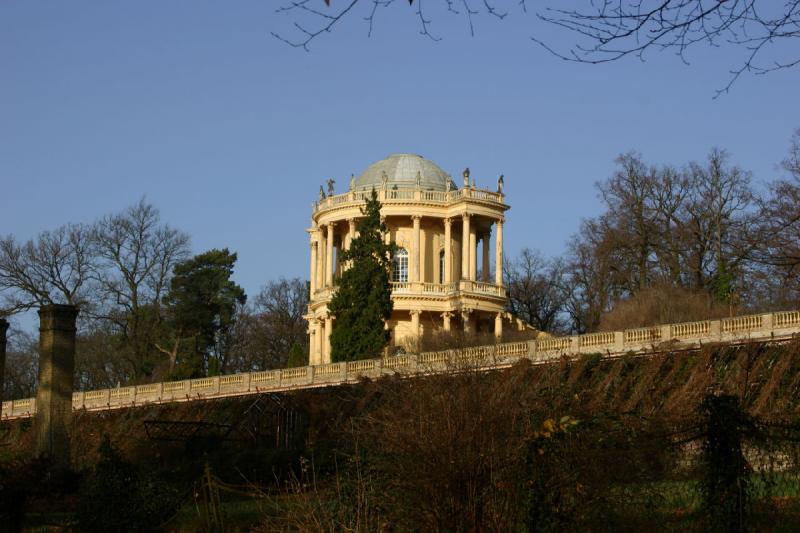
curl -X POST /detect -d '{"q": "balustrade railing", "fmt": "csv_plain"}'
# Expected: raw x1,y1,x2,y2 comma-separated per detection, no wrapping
312,186,504,213
625,327,662,344
388,281,503,298
579,332,615,348
5,310,800,420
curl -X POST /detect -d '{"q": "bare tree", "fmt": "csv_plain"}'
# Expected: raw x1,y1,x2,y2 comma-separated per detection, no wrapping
227,278,309,371
749,130,800,307
504,248,567,333
2,327,38,400
0,223,93,314
273,1,800,93
681,148,755,292
90,199,190,380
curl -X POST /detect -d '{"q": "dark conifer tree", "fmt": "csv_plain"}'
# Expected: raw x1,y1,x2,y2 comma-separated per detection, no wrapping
328,189,395,361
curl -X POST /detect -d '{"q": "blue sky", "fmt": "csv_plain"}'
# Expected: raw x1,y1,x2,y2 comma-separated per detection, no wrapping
1,1,798,329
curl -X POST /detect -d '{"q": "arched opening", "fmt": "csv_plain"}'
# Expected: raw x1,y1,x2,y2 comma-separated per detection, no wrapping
439,249,445,283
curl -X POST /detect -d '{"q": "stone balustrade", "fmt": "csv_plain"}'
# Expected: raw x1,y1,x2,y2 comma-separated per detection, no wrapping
3,310,800,421
312,186,505,214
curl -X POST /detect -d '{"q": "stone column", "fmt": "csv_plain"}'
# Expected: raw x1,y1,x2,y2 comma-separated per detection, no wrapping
411,310,421,340
412,215,421,283
443,218,452,284
318,228,326,289
482,231,490,282
469,225,477,281
326,222,335,286
347,218,356,250
495,218,504,286
308,326,316,366
0,318,8,420
314,318,325,364
495,312,503,338
309,240,317,294
461,214,470,280
324,316,333,364
35,304,78,466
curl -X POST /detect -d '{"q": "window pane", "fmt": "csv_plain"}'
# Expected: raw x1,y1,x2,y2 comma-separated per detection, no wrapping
393,248,408,282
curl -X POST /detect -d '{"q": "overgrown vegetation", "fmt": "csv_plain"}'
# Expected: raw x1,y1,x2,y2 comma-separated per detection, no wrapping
4,341,800,530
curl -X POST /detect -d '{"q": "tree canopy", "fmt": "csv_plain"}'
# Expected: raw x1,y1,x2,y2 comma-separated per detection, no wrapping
328,189,395,361
162,248,247,377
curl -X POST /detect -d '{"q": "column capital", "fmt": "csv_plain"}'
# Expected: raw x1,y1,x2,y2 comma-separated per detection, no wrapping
410,309,421,316
327,221,337,228
411,214,422,222
443,217,452,226
496,217,505,225
462,212,470,220
440,311,453,319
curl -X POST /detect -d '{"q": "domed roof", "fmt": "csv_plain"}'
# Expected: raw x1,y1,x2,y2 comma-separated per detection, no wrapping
354,153,457,192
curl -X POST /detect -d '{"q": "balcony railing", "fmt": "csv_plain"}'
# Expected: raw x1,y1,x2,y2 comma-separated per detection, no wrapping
313,186,505,213
312,281,505,301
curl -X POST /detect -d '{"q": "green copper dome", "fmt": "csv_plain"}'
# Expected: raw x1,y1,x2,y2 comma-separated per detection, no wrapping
354,153,457,192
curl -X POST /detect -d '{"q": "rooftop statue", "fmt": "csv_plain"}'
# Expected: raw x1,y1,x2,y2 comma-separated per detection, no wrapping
463,167,470,188
327,178,335,196
349,174,356,191
497,174,504,194
319,185,325,200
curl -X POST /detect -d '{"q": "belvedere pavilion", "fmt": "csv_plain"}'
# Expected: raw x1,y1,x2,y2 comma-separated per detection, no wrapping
305,153,525,364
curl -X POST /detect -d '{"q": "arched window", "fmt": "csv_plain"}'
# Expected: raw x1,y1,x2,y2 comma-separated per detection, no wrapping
392,248,409,282
439,250,445,283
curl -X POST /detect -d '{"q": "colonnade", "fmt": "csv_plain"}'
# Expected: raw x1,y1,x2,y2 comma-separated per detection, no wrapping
309,213,504,293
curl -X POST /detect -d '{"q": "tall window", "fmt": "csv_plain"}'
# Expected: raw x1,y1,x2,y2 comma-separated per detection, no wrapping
392,248,409,282
439,250,445,283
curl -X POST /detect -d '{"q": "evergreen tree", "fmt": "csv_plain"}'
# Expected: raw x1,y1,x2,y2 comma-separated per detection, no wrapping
328,189,395,361
286,342,306,368
163,249,246,377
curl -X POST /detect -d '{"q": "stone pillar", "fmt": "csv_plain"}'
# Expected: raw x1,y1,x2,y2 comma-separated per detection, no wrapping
314,318,325,364
326,223,335,286
442,312,451,332
469,226,477,281
318,229,326,289
495,312,503,338
35,304,78,466
482,231,490,282
309,241,318,294
461,214,470,280
0,318,8,419
411,310,421,340
308,326,316,366
443,218,452,284
495,218,504,286
324,316,333,364
347,218,356,250
412,215,421,283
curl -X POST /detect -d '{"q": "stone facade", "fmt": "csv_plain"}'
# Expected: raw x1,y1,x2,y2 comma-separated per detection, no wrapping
305,154,516,364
